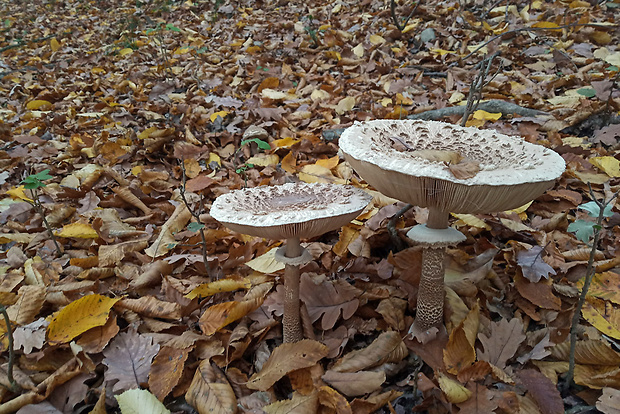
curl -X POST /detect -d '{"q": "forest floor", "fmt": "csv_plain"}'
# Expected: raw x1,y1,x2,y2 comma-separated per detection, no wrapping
1,0,620,413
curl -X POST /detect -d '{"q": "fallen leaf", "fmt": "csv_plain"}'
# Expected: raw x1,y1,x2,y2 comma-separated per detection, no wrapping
477,318,525,369
322,370,385,397
517,369,563,414
247,340,328,390
186,360,237,414
116,389,170,414
517,246,557,282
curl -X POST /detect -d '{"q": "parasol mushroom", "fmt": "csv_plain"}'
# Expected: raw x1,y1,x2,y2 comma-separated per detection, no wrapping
210,182,372,343
339,119,565,343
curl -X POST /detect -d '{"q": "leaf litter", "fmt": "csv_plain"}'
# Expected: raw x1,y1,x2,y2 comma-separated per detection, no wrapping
0,0,620,412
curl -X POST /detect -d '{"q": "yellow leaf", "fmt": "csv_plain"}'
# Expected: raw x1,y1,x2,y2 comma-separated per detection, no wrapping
245,248,285,273
299,164,343,184
589,156,620,177
210,110,229,122
26,100,52,110
582,298,620,340
431,48,457,56
55,222,99,239
324,51,341,61
272,137,300,148
379,98,392,107
395,93,413,105
246,154,280,167
281,151,296,174
199,295,266,335
186,277,252,299
473,110,502,121
50,37,61,52
333,226,360,257
369,34,385,45
437,373,472,404
452,213,491,230
208,152,221,167
335,96,356,115
352,43,364,57
504,201,533,215
311,89,331,101
173,47,190,55
183,158,201,178
315,155,340,170
119,47,134,56
6,185,33,202
47,294,120,344
261,89,297,100
531,21,560,29
131,165,143,176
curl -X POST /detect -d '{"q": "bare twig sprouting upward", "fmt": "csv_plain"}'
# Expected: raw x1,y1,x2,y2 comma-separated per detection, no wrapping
179,161,213,280
460,52,502,127
562,184,619,394
390,0,419,32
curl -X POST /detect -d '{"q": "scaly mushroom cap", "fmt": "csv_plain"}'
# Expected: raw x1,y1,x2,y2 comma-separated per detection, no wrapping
339,120,565,214
210,182,372,240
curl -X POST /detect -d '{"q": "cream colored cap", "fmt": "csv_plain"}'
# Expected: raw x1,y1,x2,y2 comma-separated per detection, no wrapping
339,120,565,214
210,182,372,239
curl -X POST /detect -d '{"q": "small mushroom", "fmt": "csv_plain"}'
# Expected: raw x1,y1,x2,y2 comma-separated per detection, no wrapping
210,182,372,343
339,120,565,343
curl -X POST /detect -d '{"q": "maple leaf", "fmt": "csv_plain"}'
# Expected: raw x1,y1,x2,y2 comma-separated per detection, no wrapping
517,246,556,283
103,329,160,393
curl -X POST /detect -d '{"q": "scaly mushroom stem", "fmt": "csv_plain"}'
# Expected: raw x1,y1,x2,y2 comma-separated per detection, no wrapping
283,237,303,343
409,209,459,343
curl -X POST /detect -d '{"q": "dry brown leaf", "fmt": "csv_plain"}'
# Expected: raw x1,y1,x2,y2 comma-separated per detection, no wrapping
331,331,406,373
321,370,385,397
349,390,402,414
98,239,148,267
145,203,192,258
247,340,328,391
375,297,407,330
597,387,620,414
516,369,563,414
199,292,266,336
76,315,120,354
318,386,352,414
149,346,189,401
444,304,479,375
455,382,499,414
549,340,620,365
300,274,360,330
514,273,561,310
7,285,45,325
112,187,151,215
477,318,525,369
116,296,182,320
186,360,237,414
263,390,318,414
448,160,481,180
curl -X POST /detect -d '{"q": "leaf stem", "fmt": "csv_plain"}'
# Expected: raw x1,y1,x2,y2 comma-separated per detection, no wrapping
0,305,19,393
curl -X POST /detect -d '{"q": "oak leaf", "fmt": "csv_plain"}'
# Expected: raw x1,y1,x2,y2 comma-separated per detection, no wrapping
300,274,359,330
597,387,620,414
477,318,525,369
517,246,556,283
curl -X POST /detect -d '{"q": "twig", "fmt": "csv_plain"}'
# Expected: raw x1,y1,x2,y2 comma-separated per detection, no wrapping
0,306,19,393
460,52,501,126
28,189,62,258
390,0,419,32
562,184,619,393
387,204,413,251
178,162,213,280
0,34,56,53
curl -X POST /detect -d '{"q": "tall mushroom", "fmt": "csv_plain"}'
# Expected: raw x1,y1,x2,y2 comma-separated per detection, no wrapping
210,182,372,343
339,120,565,343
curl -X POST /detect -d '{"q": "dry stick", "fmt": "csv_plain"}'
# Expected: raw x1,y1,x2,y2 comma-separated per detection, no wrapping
29,189,62,258
390,0,419,32
0,306,18,393
563,184,619,393
179,162,213,280
460,51,501,127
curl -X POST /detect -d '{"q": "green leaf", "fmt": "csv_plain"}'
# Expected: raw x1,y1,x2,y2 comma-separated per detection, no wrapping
165,23,181,32
577,88,596,98
187,222,205,232
21,169,52,190
579,201,613,218
568,219,595,243
608,65,619,72
241,138,270,151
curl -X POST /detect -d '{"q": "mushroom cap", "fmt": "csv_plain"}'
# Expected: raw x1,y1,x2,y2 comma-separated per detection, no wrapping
210,182,372,240
339,120,565,214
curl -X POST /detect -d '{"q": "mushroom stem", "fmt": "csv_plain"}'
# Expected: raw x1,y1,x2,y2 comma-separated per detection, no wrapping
283,237,303,343
411,209,451,343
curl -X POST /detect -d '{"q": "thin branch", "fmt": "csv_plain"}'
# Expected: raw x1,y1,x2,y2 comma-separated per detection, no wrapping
563,184,619,393
460,52,501,126
390,0,419,32
0,306,19,393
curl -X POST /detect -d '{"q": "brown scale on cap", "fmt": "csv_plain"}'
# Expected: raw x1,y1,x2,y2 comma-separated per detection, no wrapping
340,120,566,343
211,182,372,342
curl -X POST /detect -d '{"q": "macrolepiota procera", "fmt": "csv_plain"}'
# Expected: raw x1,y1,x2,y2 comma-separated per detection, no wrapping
339,119,565,343
210,182,372,343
